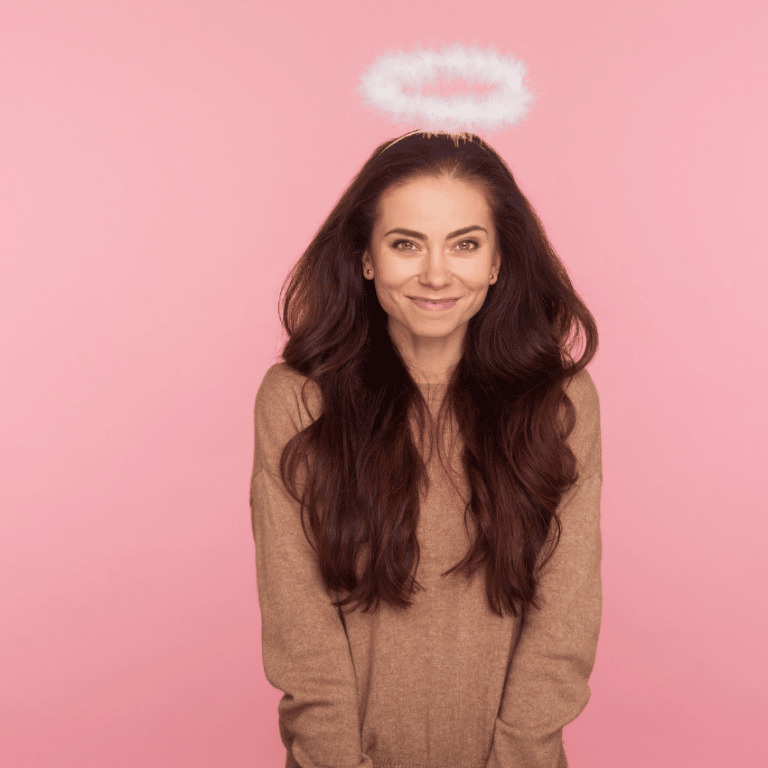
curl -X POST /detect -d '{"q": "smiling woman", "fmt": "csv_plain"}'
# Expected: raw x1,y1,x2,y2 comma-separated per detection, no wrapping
249,130,602,768
362,174,500,383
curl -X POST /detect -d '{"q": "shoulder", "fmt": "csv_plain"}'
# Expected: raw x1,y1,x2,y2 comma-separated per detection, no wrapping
563,367,600,419
252,363,323,475
562,367,602,477
254,362,323,431
256,361,307,401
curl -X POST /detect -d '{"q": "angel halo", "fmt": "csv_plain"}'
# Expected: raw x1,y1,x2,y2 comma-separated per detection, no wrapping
354,42,535,144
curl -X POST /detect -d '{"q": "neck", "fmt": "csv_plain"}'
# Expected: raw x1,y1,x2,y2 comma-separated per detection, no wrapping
388,318,463,385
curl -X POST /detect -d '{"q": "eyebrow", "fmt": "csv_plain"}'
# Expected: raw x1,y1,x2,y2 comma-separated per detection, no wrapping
383,225,488,240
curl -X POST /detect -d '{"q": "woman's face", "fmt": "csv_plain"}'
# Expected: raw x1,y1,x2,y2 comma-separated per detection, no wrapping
362,174,501,351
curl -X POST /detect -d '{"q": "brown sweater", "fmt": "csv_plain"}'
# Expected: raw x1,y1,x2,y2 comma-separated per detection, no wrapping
249,363,602,768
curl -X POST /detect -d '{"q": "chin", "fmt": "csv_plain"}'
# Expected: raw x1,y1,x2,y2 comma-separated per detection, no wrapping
412,325,459,338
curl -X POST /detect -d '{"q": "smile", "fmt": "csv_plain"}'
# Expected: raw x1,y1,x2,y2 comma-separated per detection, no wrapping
409,297,459,311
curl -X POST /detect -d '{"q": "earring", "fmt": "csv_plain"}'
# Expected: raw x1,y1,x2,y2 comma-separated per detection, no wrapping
490,273,494,281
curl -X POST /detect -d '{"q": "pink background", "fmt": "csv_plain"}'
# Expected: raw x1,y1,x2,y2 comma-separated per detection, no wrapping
2,1,767,765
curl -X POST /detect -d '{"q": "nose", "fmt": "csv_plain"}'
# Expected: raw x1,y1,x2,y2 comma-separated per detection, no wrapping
420,252,451,288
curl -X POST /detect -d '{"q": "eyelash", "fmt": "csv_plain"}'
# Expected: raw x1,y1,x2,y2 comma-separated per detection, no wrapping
391,239,480,252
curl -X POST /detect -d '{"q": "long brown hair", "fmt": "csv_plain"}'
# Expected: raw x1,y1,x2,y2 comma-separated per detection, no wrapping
278,130,598,619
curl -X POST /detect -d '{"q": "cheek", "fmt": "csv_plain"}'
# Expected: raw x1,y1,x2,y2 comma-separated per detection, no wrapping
462,265,493,289
373,284,405,320
376,260,412,286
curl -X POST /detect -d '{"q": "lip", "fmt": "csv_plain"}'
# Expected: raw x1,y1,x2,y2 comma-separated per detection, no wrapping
409,297,459,311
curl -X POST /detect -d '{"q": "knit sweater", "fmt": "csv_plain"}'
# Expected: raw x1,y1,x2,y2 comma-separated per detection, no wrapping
249,362,602,768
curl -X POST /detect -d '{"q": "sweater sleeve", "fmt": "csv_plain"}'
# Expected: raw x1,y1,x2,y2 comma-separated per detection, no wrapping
249,363,373,768
486,368,603,768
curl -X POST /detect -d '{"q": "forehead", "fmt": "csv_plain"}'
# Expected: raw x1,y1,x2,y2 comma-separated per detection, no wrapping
376,175,492,227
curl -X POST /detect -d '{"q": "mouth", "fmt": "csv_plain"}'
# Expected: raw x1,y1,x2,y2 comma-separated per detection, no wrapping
409,297,460,311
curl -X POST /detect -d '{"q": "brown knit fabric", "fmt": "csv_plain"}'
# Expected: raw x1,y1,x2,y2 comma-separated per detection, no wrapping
249,363,602,768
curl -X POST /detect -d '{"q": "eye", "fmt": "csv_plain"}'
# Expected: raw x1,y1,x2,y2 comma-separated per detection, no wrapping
391,239,480,252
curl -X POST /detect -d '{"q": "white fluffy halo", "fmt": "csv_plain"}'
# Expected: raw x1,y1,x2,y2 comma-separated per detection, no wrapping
354,43,534,133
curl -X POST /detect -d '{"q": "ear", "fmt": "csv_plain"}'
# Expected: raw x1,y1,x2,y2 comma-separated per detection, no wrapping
362,250,373,279
491,250,501,280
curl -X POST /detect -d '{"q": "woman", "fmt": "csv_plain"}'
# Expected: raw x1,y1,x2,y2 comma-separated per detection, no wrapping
249,130,602,768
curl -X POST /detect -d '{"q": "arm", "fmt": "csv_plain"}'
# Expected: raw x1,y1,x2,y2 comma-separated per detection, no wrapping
250,364,373,768
486,369,603,768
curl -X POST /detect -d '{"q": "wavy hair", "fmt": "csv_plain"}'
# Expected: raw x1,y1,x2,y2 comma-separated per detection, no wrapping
278,130,598,619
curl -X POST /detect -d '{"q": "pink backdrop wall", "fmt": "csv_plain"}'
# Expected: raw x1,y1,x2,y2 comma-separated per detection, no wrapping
2,1,766,765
